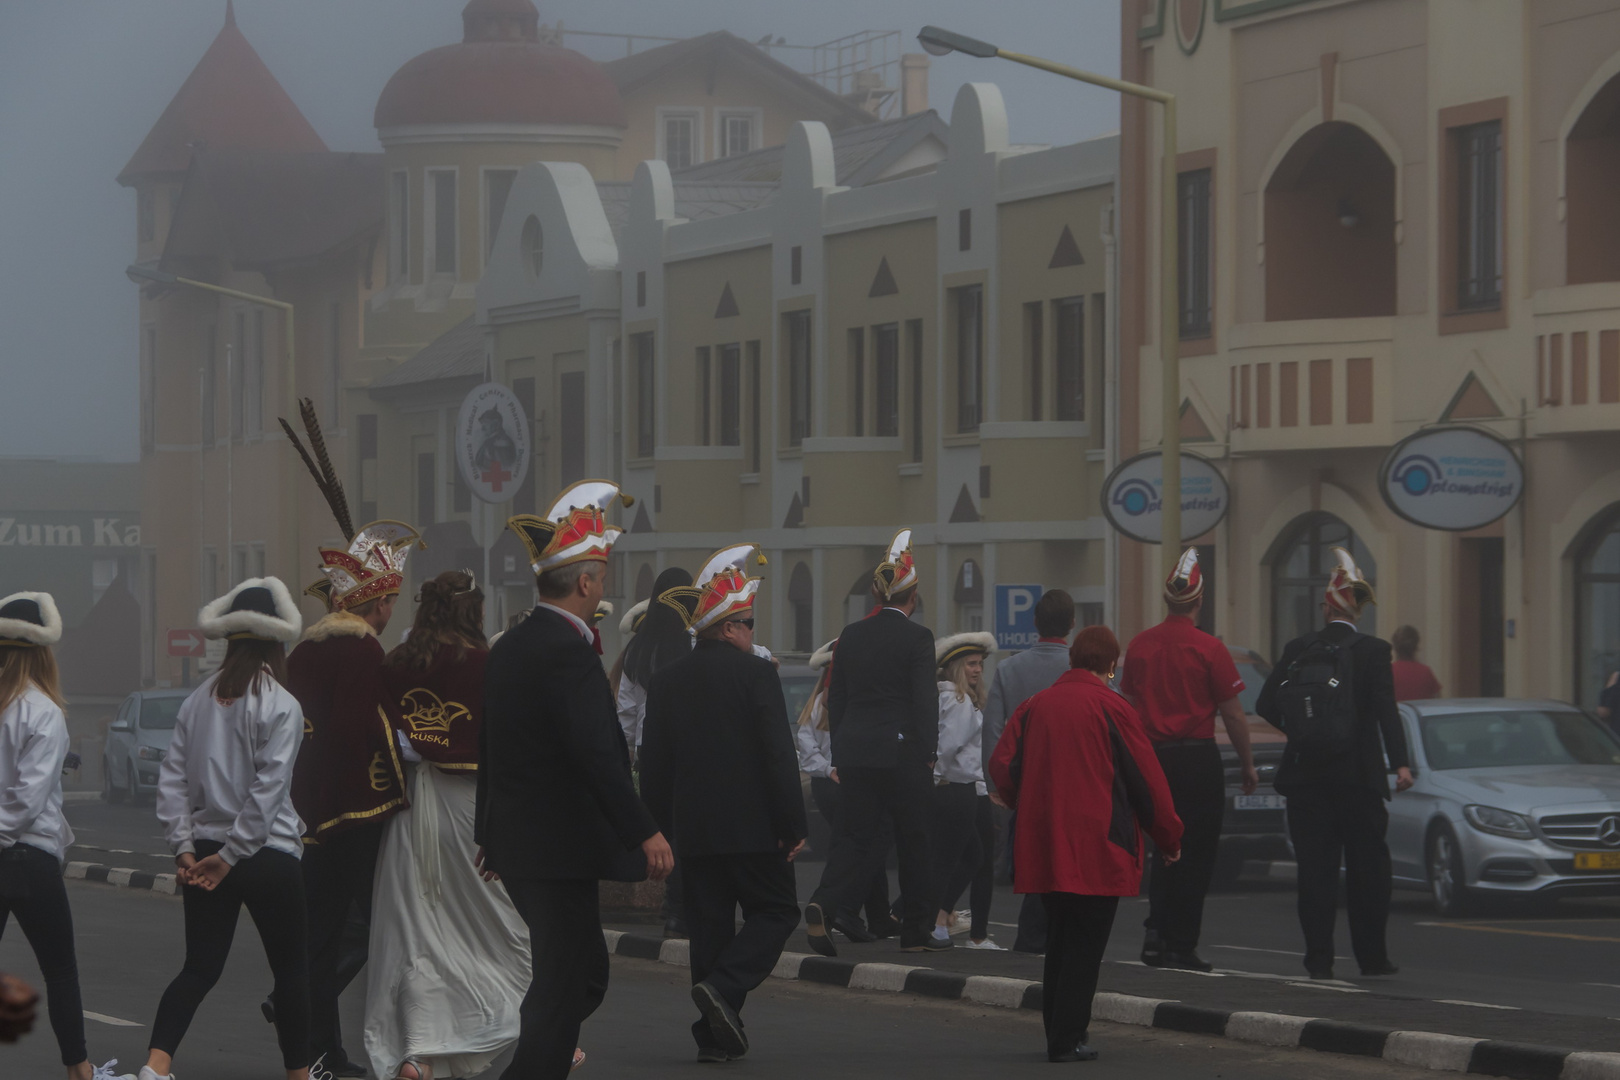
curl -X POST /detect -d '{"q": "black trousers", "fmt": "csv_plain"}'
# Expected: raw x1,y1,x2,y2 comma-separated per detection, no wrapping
1006,812,1048,953
502,877,609,1079
1144,741,1225,951
929,783,982,930
811,761,935,946
1284,785,1393,972
302,820,383,1061
682,852,801,1050
152,841,310,1070
809,776,891,926
1040,893,1119,1056
941,795,995,941
0,844,86,1066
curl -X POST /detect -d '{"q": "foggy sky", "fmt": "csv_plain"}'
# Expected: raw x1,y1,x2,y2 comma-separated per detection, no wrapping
0,0,1121,462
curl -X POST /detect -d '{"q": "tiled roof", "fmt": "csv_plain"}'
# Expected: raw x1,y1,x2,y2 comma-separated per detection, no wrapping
668,110,949,187
370,316,483,390
593,181,780,239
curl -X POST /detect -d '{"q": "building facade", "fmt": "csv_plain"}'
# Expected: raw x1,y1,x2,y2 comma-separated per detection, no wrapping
1118,0,1620,705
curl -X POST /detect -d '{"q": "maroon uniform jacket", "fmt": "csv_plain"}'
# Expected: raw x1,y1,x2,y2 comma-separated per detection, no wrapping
287,611,406,840
380,644,485,770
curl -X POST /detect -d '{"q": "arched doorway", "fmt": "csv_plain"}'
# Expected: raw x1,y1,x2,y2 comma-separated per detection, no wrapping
1265,122,1397,321
1268,512,1377,659
789,561,814,653
1574,505,1620,708
1566,72,1620,284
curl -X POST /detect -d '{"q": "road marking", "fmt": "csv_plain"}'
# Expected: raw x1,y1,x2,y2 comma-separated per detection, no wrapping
1286,981,1367,993
1207,944,1351,961
1435,1000,1520,1010
1416,920,1620,944
1584,982,1620,990
83,1011,140,1027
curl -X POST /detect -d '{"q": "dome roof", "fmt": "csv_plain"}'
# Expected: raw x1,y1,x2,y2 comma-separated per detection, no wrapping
374,0,624,131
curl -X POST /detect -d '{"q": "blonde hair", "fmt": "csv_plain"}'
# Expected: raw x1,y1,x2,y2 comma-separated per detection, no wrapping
942,653,987,710
0,646,66,715
797,669,832,731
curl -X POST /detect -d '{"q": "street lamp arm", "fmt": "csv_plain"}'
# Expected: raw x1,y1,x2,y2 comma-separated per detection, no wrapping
991,49,1174,106
171,275,293,314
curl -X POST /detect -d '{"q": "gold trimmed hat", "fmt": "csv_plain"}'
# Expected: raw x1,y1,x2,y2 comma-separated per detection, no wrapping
874,528,918,601
0,592,61,648
936,631,996,669
679,543,768,633
1325,546,1376,615
619,598,650,635
304,577,337,614
809,638,837,672
199,577,301,642
318,520,425,612
508,480,634,576
1164,548,1204,605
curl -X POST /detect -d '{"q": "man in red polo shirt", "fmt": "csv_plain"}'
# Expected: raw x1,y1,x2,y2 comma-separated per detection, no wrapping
1119,549,1258,972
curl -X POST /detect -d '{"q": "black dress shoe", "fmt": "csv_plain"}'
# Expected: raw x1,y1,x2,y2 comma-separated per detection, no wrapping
831,913,877,943
696,1047,731,1063
1048,1043,1100,1063
1140,932,1164,967
804,902,838,958
1161,950,1213,973
1359,962,1399,977
692,981,749,1058
866,914,901,940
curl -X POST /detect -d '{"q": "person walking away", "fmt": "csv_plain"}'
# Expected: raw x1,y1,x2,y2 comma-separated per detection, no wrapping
126,579,310,1080
1390,626,1442,702
803,530,944,956
1255,548,1413,980
927,633,996,948
478,481,673,1079
989,626,1183,1063
641,544,807,1063
981,589,1075,954
366,571,532,1080
0,593,117,1080
1119,549,1258,972
795,641,895,943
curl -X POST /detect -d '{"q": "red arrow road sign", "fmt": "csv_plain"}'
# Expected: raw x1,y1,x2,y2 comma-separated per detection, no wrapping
167,629,205,658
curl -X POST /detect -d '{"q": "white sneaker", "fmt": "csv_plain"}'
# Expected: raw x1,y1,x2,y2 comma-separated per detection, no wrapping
964,937,1007,950
91,1062,122,1080
111,1067,171,1080
948,909,974,936
930,924,950,943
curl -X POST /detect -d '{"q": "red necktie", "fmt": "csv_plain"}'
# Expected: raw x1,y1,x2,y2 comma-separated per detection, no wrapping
591,626,603,655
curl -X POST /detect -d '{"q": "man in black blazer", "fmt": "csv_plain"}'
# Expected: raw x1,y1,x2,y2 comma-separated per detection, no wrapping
641,570,806,1063
1255,547,1412,982
805,529,944,956
478,490,673,1079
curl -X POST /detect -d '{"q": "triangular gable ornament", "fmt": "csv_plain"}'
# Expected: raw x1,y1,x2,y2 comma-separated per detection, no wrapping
1441,372,1505,421
868,257,899,298
1178,398,1215,442
949,484,980,523
714,282,740,319
1049,225,1085,269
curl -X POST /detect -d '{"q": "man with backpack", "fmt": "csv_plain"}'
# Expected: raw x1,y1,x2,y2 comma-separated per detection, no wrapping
1255,547,1413,981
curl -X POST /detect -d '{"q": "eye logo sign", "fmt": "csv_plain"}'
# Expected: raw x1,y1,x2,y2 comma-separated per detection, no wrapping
1112,479,1159,517
1379,426,1523,531
1100,450,1230,544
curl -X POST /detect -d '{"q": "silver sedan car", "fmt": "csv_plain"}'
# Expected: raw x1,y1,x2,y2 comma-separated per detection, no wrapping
1388,698,1620,916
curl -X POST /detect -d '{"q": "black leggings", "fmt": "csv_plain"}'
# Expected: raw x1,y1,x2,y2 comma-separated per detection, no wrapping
929,783,982,926
941,795,996,940
0,844,86,1066
151,840,310,1070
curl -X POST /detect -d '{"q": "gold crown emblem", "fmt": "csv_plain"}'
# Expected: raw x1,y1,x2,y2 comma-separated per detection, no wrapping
398,687,472,735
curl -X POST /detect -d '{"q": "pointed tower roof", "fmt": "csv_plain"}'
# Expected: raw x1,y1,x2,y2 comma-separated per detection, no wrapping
118,2,326,187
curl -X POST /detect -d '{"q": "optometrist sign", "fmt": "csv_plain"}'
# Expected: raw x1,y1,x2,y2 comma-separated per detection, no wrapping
1100,450,1230,544
1379,426,1523,531
455,383,531,504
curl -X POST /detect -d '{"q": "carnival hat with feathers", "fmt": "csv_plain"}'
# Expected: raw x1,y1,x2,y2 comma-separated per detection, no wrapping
1325,546,1376,615
874,528,919,601
508,480,633,576
594,601,614,626
199,578,301,642
304,577,336,615
0,592,62,648
664,544,768,632
1164,548,1205,605
619,598,650,636
809,638,838,672
936,631,997,669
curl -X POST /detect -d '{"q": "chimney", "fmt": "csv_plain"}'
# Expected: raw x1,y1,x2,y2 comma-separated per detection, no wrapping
901,53,930,115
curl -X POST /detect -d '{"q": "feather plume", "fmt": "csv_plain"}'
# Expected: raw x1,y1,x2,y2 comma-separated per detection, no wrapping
299,399,353,540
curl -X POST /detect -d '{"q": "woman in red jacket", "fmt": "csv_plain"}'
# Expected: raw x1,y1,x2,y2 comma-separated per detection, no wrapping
988,626,1184,1063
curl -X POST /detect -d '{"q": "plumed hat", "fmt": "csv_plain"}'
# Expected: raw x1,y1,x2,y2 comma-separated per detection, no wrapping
199,577,302,642
619,598,649,636
594,600,614,626
318,521,424,611
1164,547,1204,605
304,577,337,614
809,638,837,672
0,592,62,648
508,480,633,576
1324,547,1376,615
874,528,919,601
936,631,997,669
677,543,768,633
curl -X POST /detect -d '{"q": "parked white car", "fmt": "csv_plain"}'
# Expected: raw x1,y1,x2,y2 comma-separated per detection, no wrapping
102,688,188,803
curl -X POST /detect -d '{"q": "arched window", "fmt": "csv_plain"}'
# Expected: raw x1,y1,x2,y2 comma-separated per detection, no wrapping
1574,505,1620,708
789,561,814,654
1566,73,1620,285
955,559,984,632
1268,512,1377,659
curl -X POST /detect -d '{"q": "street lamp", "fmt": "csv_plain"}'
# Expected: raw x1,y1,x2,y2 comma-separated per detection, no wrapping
917,27,1183,581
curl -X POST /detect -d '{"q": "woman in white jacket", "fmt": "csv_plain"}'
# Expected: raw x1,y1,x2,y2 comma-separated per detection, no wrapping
927,632,997,948
0,592,117,1080
120,579,310,1080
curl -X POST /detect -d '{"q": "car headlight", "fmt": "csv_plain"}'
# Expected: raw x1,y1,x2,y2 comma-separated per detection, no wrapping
136,745,166,762
1463,804,1533,839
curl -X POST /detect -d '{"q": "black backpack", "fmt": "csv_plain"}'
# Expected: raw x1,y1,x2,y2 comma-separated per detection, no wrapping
1272,631,1361,763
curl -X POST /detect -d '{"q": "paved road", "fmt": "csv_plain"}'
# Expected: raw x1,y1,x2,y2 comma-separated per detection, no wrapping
0,880,1439,1079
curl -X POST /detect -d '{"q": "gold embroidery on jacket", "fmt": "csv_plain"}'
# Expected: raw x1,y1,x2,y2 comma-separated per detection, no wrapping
398,687,471,734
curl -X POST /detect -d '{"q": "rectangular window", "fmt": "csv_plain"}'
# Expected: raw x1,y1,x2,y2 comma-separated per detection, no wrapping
138,188,155,243
1025,301,1044,420
718,344,741,447
719,113,754,157
231,313,246,441
1457,120,1503,311
431,169,456,275
247,309,265,436
390,171,409,281
327,301,341,421
636,270,646,307
511,376,536,514
848,328,865,437
907,318,924,462
560,371,585,485
790,246,802,285
201,323,216,445
416,452,436,524
358,413,378,522
663,114,696,170
484,168,516,265
958,208,972,252
874,323,899,437
786,311,812,447
747,341,762,470
1178,168,1213,338
955,285,983,433
696,346,712,446
634,333,655,458
141,326,157,453
1054,296,1085,421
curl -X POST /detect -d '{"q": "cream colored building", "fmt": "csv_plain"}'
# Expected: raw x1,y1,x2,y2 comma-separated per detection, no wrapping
1118,0,1620,706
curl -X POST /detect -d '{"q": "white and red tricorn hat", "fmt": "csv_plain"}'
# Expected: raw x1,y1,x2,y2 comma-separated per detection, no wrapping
874,528,919,601
507,480,634,576
318,520,424,612
1324,546,1377,615
679,543,768,633
1164,547,1205,605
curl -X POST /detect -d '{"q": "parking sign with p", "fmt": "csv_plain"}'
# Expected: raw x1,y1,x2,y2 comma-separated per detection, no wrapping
995,584,1044,651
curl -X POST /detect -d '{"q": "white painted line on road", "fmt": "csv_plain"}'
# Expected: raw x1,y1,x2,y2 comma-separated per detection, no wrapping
1434,999,1520,1010
1207,944,1350,961
1285,981,1367,993
1415,920,1620,944
83,1011,140,1027
1583,982,1620,990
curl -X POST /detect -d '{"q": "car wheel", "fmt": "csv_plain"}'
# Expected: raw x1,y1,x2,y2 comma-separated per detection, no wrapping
1427,824,1471,917
103,757,126,804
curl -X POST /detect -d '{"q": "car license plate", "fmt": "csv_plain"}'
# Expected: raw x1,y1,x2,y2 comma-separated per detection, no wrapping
1234,794,1286,810
1574,852,1620,871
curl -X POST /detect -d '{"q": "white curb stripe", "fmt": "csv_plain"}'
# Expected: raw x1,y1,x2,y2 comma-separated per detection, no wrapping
659,938,690,966
1225,1011,1315,1047
64,862,92,880
601,929,624,953
772,951,808,980
1563,1052,1620,1080
1384,1032,1481,1073
962,975,1033,1009
849,963,914,992
1092,992,1169,1027
106,868,134,887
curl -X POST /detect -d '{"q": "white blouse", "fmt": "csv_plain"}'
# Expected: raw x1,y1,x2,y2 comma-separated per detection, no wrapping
795,696,833,779
935,682,985,788
0,687,74,861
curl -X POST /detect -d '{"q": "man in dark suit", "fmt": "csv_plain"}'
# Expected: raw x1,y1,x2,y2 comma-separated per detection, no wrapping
641,543,807,1063
804,529,944,956
477,482,673,1079
1255,547,1412,982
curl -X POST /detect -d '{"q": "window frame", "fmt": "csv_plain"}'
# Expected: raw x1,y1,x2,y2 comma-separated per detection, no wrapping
906,318,924,462
425,167,458,278
1438,99,1510,334
718,343,742,448
785,310,813,448
632,332,656,460
482,167,518,268
874,323,900,438
747,340,762,471
954,284,984,434
657,107,702,170
1455,120,1504,313
1053,295,1085,422
1177,166,1214,339
696,345,713,446
715,108,762,159
848,327,866,437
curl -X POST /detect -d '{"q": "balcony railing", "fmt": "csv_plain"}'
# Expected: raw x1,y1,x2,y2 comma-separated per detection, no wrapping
1223,318,1394,453
1532,283,1620,436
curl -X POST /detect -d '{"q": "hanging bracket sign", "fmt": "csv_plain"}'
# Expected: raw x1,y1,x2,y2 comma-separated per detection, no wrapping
455,382,531,504
1378,425,1523,531
1100,450,1230,544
